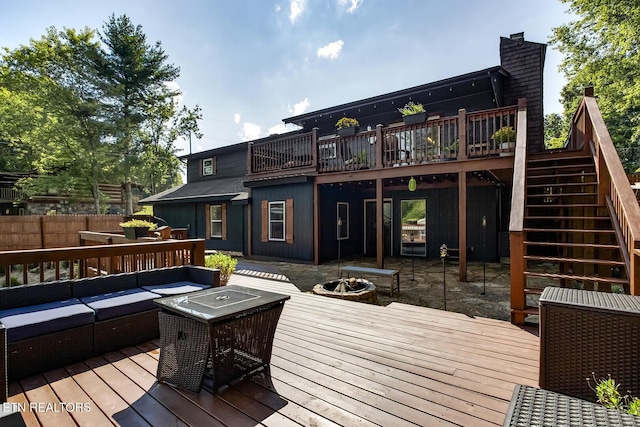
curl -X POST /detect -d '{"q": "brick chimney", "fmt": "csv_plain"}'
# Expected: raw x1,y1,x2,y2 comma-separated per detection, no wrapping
500,32,547,153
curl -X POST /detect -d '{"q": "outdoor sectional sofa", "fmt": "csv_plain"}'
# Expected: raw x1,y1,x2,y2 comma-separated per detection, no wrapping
0,265,220,402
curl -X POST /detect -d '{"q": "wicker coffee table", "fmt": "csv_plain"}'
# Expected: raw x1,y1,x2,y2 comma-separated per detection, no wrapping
154,285,289,392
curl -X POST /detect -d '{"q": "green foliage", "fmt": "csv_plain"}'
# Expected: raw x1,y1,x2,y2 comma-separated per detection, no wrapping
398,101,425,116
0,14,201,213
550,1,640,171
119,219,157,229
205,252,238,284
544,113,569,149
335,117,359,129
491,126,516,142
588,373,640,415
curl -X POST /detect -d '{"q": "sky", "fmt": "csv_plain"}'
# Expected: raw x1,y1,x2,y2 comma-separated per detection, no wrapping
0,0,573,156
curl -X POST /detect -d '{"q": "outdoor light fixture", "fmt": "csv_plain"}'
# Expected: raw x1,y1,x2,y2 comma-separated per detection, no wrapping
440,244,448,311
408,176,417,192
482,216,487,296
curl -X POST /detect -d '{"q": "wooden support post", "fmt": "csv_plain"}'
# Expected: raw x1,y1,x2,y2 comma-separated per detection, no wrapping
510,231,526,324
313,182,319,265
632,250,640,296
458,109,467,161
458,171,467,282
311,127,318,169
376,177,384,269
376,124,383,169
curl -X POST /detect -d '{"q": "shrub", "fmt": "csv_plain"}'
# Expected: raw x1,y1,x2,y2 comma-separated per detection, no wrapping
398,101,425,116
205,252,238,285
588,373,639,415
491,126,517,142
119,219,157,230
335,117,359,129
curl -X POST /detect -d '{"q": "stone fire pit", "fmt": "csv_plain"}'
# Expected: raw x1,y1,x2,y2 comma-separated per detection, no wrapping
312,278,377,304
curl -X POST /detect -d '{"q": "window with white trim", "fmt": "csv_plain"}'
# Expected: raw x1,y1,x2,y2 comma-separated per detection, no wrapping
268,201,285,241
210,204,222,238
203,158,215,176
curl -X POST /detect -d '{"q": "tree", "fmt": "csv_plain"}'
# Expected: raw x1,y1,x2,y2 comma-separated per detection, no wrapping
95,14,181,214
544,113,567,149
550,1,640,171
0,15,198,214
0,27,115,213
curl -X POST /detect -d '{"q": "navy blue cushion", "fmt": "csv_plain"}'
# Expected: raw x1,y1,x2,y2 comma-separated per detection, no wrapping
80,288,160,321
141,281,210,296
0,298,94,342
72,273,138,299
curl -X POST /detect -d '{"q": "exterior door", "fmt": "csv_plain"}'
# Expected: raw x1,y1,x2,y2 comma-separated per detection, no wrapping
364,199,392,257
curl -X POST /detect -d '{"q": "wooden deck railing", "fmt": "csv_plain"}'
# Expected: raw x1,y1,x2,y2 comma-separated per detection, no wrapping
508,99,529,325
248,105,521,176
579,89,640,295
0,238,205,286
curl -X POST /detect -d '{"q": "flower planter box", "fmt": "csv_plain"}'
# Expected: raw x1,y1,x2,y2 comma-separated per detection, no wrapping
123,226,150,239
337,126,358,137
402,112,426,125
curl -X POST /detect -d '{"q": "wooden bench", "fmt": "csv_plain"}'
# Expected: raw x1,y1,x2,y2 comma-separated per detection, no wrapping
340,266,400,296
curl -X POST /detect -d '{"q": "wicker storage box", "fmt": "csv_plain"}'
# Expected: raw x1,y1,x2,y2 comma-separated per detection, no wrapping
504,384,640,426
539,287,640,401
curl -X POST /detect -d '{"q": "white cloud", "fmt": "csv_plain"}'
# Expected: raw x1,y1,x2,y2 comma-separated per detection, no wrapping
289,97,310,116
268,123,289,135
268,122,302,136
241,122,262,141
317,40,344,59
233,113,241,124
338,0,363,13
290,0,305,24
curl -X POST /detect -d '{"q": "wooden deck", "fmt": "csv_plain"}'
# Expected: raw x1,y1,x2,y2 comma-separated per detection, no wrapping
7,273,539,426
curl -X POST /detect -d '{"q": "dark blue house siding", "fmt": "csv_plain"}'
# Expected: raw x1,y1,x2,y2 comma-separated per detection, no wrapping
318,186,368,262
250,182,314,261
153,202,246,252
186,144,247,183
317,184,499,263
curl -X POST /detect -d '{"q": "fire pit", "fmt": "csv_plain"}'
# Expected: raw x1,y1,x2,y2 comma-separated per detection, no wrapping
312,278,377,304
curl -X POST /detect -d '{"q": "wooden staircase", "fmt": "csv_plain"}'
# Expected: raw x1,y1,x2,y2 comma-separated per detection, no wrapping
518,151,629,316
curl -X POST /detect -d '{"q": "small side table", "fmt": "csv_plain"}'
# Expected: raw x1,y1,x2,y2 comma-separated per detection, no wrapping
154,285,290,392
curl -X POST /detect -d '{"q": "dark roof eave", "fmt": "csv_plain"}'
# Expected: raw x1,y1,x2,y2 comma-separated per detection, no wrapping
283,66,509,126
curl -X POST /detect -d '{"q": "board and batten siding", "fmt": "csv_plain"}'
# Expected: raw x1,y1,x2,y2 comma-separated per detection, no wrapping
250,183,314,261
186,146,247,183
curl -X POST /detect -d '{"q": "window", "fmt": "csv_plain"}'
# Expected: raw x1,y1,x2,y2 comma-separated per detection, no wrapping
337,202,349,240
269,201,285,241
210,205,222,238
202,158,215,176
401,199,427,256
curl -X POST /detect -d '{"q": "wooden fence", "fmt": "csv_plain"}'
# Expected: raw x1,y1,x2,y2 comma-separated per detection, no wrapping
0,215,124,251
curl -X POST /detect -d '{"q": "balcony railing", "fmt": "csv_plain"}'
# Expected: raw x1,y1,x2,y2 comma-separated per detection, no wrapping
248,105,520,176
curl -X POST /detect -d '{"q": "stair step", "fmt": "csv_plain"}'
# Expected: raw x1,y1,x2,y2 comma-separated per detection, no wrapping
527,203,601,209
524,216,610,221
527,172,596,180
523,228,614,234
524,241,620,249
524,271,629,285
527,182,598,189
524,288,544,295
527,193,598,198
524,255,625,266
528,153,592,163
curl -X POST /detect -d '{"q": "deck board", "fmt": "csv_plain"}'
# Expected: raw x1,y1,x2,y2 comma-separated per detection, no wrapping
7,273,540,426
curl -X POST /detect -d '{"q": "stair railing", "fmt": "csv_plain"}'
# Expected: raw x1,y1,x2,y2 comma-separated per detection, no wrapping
509,98,529,324
581,88,640,295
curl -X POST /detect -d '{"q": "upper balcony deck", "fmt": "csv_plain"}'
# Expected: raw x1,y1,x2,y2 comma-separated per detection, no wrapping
248,105,520,179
